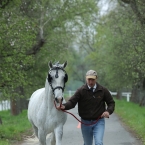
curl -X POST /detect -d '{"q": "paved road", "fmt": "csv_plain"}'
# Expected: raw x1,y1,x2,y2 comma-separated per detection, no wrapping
20,106,142,145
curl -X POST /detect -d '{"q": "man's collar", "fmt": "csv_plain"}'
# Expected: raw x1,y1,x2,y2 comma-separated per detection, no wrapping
88,84,97,89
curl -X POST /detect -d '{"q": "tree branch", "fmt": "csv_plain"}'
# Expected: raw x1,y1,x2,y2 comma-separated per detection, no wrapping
120,0,145,26
26,38,45,55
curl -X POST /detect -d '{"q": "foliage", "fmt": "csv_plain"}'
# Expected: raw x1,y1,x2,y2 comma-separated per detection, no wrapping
66,49,90,83
0,0,36,100
80,1,145,92
0,0,99,103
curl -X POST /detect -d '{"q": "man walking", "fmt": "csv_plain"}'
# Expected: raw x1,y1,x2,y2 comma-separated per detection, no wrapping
57,70,115,145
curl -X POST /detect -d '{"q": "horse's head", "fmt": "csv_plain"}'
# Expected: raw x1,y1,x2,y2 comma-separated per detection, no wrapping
47,61,68,104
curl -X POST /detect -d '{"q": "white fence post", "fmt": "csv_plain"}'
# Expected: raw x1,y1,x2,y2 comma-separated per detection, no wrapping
122,92,131,102
110,91,131,102
0,100,10,111
127,94,131,102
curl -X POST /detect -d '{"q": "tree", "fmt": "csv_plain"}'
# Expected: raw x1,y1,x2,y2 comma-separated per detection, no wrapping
89,1,145,104
0,0,99,115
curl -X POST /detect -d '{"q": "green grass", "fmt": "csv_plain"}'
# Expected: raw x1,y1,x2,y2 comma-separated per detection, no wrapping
0,140,9,145
115,99,145,145
0,110,32,145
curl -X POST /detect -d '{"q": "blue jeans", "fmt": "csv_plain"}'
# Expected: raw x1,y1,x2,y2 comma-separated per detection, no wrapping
81,118,105,145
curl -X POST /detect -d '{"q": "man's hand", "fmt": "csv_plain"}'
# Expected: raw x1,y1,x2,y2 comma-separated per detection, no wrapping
56,105,65,110
101,111,109,118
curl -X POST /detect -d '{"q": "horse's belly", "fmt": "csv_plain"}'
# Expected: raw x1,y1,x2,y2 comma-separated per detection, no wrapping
44,111,67,133
46,111,67,125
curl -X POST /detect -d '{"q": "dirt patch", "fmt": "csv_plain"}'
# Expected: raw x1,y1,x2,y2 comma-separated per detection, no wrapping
10,128,33,145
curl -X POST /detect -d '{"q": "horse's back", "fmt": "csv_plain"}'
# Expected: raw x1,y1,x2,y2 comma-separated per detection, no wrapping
30,88,45,100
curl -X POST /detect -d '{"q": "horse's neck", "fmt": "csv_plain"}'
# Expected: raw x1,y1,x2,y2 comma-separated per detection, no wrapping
44,79,54,108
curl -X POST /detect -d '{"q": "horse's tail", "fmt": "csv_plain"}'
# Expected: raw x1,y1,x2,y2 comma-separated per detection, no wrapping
24,133,52,145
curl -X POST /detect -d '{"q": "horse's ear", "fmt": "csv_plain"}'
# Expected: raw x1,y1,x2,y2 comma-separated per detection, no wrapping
48,61,53,68
63,61,67,68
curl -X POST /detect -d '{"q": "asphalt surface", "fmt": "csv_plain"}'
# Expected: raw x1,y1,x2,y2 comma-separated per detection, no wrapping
20,106,142,145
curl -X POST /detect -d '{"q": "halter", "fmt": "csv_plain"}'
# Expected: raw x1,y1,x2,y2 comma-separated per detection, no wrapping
47,66,68,95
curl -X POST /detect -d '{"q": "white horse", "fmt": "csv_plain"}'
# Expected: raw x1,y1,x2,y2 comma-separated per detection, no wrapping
28,61,68,145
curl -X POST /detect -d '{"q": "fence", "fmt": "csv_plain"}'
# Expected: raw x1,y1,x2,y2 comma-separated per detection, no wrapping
110,91,131,102
0,100,10,111
67,90,131,102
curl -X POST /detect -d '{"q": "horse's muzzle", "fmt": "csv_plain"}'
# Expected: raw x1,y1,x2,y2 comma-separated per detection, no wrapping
55,97,63,103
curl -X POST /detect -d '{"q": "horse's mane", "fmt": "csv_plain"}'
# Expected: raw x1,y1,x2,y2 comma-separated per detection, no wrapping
51,62,65,69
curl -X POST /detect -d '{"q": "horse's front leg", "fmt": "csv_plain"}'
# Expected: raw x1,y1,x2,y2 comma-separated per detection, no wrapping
50,132,56,145
54,126,63,145
38,128,46,145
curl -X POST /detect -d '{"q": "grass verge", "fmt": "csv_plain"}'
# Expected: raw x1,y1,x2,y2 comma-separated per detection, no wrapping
115,99,145,145
0,110,32,145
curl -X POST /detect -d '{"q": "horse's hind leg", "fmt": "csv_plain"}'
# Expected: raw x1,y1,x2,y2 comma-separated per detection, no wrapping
32,124,38,137
50,132,56,145
38,128,46,145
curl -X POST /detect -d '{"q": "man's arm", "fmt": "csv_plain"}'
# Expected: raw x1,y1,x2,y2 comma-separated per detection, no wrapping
104,88,115,115
57,89,81,110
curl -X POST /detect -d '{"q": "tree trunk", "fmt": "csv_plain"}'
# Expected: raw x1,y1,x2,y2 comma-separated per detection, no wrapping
139,78,145,106
139,96,145,106
10,98,21,116
130,88,139,103
116,90,122,100
19,86,29,110
20,98,29,110
10,86,29,115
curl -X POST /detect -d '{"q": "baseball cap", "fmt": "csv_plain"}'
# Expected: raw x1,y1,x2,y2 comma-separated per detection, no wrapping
86,70,97,79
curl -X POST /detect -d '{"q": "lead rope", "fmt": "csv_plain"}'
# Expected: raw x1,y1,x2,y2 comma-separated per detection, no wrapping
54,100,101,126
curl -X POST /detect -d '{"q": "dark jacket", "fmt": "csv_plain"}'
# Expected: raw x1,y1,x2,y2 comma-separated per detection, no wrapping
63,82,115,120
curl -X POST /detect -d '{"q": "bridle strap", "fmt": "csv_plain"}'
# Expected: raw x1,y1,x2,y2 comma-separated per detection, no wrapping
52,86,64,92
48,67,66,94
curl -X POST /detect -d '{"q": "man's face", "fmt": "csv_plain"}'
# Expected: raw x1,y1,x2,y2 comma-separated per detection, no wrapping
86,78,97,87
